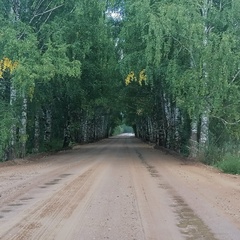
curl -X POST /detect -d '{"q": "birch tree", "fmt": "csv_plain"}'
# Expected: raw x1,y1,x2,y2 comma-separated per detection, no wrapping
119,0,240,159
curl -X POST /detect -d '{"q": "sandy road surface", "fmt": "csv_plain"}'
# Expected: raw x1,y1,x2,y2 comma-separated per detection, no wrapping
0,135,240,240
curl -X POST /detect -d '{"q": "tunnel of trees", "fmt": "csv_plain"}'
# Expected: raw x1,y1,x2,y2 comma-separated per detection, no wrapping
1,0,240,165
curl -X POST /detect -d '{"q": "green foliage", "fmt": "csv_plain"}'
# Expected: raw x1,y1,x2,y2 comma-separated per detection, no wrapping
0,0,122,159
1,0,240,176
43,139,63,152
0,103,14,161
113,124,134,136
119,0,240,171
201,144,224,165
113,126,123,136
216,154,240,175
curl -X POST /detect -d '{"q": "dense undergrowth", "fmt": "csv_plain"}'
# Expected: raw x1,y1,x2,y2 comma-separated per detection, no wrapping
215,154,240,175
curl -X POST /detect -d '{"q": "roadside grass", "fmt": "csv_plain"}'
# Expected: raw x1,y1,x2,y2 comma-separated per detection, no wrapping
215,154,240,175
200,144,240,175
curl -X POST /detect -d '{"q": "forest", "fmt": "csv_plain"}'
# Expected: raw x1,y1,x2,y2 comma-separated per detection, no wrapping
0,0,240,173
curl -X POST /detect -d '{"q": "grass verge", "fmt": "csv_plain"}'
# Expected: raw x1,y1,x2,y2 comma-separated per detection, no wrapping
215,154,240,175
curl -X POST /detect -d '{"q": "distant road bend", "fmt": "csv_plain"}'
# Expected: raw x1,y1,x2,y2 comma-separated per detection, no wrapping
0,134,240,240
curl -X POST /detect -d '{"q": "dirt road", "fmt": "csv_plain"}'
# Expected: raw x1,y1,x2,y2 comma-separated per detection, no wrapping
0,135,240,240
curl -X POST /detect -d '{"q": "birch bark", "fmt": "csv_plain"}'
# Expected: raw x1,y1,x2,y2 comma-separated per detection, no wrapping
190,120,198,158
189,0,211,157
199,0,212,150
20,96,27,157
9,85,16,159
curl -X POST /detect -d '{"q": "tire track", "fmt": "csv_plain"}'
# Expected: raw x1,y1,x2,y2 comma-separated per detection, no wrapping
1,136,239,240
135,148,218,240
1,162,101,240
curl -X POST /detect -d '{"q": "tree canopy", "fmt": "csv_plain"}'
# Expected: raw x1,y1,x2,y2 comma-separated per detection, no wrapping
1,0,240,163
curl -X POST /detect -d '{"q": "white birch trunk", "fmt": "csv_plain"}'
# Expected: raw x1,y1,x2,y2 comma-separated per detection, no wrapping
20,96,27,157
163,93,170,148
200,109,210,148
199,0,212,149
9,85,17,159
174,107,180,151
188,1,211,158
190,120,198,158
11,0,21,21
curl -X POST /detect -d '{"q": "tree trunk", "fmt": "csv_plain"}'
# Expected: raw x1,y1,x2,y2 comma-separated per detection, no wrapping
173,107,180,151
63,121,71,148
199,0,212,152
9,85,17,160
44,109,52,144
163,93,170,148
199,109,210,149
11,0,21,21
189,120,198,158
20,96,27,158
147,117,153,142
34,112,40,153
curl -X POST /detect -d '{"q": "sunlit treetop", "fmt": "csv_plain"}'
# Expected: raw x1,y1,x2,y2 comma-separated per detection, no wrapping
139,69,147,86
125,69,147,86
0,57,18,79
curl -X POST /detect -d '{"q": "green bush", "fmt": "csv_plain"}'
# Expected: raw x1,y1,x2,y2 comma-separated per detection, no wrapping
42,139,63,152
201,145,223,165
0,104,14,161
216,154,240,175
113,126,123,136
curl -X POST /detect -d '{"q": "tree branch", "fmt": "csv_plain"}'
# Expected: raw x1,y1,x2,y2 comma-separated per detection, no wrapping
29,4,64,24
170,35,197,67
230,69,240,84
213,116,240,126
